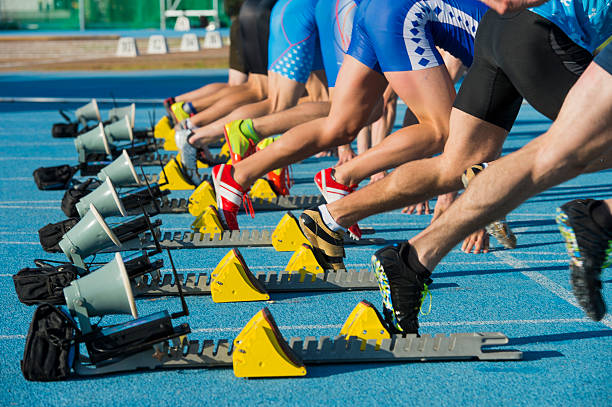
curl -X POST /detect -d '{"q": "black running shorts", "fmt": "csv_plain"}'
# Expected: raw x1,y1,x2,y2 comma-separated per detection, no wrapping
238,0,278,75
454,10,593,131
595,43,612,75
229,16,246,73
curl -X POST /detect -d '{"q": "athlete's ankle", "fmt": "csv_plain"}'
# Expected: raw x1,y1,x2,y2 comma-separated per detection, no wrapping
332,168,354,187
318,205,346,232
409,238,439,271
232,165,251,191
327,204,352,230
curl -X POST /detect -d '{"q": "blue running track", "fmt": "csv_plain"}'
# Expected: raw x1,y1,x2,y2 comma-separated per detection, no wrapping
0,71,610,406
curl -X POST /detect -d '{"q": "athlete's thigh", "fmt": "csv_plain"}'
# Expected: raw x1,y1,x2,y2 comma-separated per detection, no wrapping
439,108,509,174
267,71,307,107
536,60,612,173
384,65,455,128
328,55,387,132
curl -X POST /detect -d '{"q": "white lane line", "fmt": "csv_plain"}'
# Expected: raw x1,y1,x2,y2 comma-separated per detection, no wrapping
0,142,68,147
0,177,32,181
0,241,39,245
0,317,597,339
0,200,60,204
0,335,25,340
493,251,612,329
0,205,58,209
189,317,595,334
0,157,72,160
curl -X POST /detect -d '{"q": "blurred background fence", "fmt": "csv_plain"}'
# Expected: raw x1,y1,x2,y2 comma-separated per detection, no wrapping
0,0,230,31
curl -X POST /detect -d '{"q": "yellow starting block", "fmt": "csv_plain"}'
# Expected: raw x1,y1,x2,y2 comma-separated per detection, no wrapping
284,243,326,281
153,116,177,151
271,212,310,252
175,153,209,169
191,205,224,235
233,308,306,378
188,180,217,216
248,178,278,201
210,249,270,303
220,141,230,158
158,159,197,191
339,301,390,350
154,116,173,140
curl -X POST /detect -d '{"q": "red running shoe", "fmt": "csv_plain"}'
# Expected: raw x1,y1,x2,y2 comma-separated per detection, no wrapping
314,167,362,239
212,164,249,230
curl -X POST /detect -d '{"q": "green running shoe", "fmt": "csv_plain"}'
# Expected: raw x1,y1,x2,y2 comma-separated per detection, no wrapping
223,119,260,163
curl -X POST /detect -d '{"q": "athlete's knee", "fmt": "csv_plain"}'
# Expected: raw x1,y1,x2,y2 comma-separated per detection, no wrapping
321,118,355,146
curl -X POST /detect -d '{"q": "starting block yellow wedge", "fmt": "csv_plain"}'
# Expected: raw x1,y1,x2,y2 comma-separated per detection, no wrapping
284,243,325,282
210,249,270,303
163,133,177,151
191,205,224,235
233,308,306,377
220,141,230,158
340,301,390,351
188,180,217,216
158,159,197,191
248,178,278,201
271,212,310,252
175,153,209,169
154,116,173,140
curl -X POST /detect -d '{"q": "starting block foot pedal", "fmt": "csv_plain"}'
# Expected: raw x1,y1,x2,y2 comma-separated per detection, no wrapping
191,205,224,234
233,307,306,377
220,141,230,158
248,178,278,201
159,159,197,191
154,116,174,143
285,243,326,280
340,301,390,350
188,180,217,216
176,153,209,169
271,212,310,252
210,249,270,303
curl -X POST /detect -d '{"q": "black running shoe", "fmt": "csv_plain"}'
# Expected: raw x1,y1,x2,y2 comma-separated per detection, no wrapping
371,242,432,334
556,199,612,321
298,208,346,271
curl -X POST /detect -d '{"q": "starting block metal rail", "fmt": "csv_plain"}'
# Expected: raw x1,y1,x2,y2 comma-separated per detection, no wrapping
126,194,327,215
101,229,384,252
133,268,378,296
71,302,521,379
74,332,521,376
131,152,228,167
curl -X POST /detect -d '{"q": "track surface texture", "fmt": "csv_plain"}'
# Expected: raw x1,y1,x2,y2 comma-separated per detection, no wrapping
0,71,610,406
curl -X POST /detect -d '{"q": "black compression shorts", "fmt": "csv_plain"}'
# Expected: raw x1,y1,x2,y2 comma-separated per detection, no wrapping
454,9,593,131
238,0,278,76
229,16,246,73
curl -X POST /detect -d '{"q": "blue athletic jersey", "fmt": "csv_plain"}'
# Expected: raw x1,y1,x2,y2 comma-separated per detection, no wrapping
316,0,359,87
347,0,488,72
268,0,324,83
531,1,612,53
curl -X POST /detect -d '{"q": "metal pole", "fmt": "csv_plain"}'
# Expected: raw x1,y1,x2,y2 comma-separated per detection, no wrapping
160,0,166,30
79,0,85,30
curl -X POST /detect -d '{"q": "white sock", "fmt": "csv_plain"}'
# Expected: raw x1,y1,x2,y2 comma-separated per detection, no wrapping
318,204,346,232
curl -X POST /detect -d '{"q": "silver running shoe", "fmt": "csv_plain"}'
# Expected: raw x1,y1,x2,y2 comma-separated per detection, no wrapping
462,163,517,249
175,128,202,185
